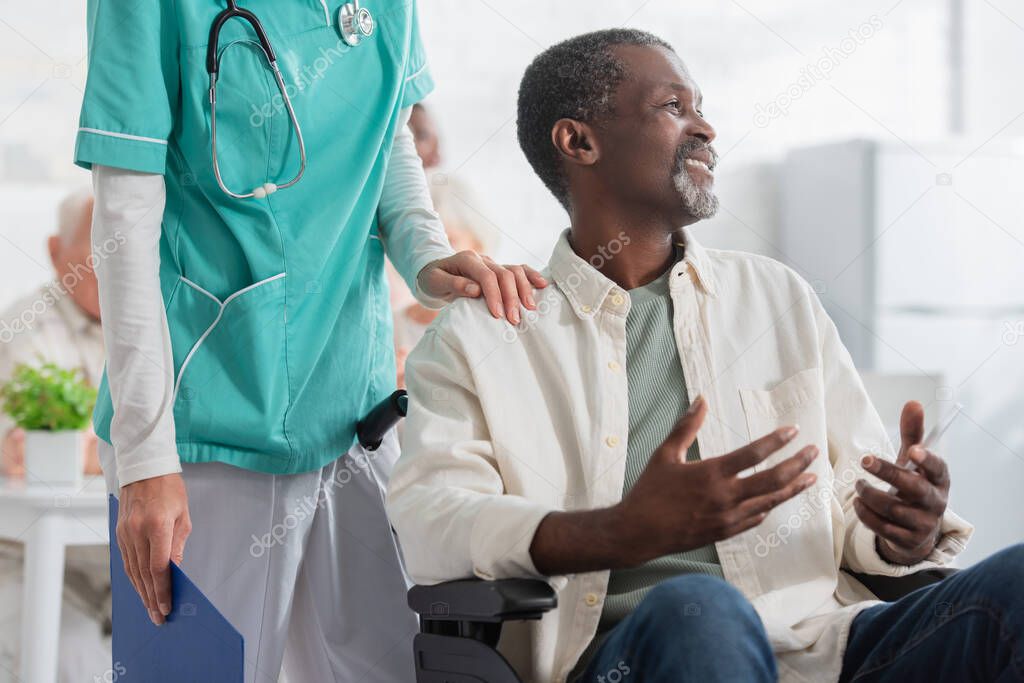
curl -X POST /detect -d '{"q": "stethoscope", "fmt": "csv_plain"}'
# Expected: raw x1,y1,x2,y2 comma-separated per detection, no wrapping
207,0,375,199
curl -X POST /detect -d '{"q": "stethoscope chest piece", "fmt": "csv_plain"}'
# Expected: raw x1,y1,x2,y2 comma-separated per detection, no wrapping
339,1,374,46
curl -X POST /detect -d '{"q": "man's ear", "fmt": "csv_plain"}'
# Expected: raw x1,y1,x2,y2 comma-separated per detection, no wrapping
551,119,600,167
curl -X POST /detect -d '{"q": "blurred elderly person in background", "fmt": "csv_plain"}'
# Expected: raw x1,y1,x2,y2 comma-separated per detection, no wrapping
0,189,111,682
391,103,500,386
1,189,104,474
409,103,443,170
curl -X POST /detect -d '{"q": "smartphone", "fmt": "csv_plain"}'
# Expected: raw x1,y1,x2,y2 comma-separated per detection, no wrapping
907,403,963,472
922,403,964,450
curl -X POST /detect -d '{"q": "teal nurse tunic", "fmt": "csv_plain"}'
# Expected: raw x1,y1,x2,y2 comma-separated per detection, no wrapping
74,0,435,474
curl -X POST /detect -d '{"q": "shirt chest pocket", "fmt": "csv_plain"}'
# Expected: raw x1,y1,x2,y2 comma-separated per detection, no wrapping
738,367,829,478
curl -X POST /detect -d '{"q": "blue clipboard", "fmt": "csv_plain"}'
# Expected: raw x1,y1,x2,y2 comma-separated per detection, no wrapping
108,495,244,682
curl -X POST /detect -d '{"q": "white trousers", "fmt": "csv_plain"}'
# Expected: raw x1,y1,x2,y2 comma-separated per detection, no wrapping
99,431,417,683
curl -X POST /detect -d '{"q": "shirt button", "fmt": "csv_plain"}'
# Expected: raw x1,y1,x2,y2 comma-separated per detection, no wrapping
584,593,600,606
605,435,620,448
607,361,621,372
610,293,625,306
581,305,593,314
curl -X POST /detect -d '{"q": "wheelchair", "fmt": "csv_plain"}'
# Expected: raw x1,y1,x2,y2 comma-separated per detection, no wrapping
360,391,959,683
406,569,958,682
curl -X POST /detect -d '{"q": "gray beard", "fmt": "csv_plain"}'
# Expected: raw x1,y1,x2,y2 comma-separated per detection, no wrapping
673,167,719,219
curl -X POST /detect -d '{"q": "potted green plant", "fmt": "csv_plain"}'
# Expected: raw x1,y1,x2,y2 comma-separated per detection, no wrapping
1,362,97,486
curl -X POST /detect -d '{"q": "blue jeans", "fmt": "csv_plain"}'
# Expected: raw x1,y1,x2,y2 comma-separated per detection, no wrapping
579,544,1024,682
840,543,1024,682
577,574,776,682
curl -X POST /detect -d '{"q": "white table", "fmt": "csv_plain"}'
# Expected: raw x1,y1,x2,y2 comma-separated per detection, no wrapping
0,476,109,683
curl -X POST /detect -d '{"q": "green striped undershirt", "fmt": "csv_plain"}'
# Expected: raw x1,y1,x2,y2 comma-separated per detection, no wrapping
571,250,723,679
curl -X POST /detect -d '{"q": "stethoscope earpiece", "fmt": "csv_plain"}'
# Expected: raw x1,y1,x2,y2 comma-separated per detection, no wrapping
339,1,374,47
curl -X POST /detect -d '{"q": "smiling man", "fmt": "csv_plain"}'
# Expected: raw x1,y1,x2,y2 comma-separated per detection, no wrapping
387,29,1024,683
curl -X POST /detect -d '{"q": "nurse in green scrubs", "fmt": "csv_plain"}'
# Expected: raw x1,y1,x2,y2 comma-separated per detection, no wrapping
75,2,545,680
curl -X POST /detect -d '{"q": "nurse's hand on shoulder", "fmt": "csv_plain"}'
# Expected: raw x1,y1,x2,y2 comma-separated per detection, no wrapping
417,251,548,325
117,474,192,626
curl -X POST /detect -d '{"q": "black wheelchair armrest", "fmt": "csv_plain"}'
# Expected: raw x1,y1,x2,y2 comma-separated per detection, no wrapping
408,578,558,623
846,567,959,602
408,579,557,683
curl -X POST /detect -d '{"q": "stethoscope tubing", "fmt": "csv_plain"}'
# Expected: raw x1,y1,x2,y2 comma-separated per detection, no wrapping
208,54,307,199
208,0,370,199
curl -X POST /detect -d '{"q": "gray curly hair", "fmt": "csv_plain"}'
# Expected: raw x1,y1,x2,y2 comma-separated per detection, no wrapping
516,29,674,210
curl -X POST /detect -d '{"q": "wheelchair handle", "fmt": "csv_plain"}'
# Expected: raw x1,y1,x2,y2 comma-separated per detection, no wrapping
357,389,408,451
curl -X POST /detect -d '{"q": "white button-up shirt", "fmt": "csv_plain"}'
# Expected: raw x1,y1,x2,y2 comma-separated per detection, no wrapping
387,228,974,683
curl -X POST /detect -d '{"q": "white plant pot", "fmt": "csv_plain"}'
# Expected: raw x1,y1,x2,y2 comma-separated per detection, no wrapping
24,430,83,488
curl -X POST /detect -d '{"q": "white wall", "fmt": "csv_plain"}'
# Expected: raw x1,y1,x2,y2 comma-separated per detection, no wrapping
417,0,959,263
3,0,1022,281
415,0,1024,261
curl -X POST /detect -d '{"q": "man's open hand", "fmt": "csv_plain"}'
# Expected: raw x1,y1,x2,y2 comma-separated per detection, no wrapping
529,397,819,576
617,396,819,563
854,401,949,565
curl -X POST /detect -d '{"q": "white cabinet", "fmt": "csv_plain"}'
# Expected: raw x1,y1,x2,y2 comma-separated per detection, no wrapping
780,140,1024,565
875,149,1024,310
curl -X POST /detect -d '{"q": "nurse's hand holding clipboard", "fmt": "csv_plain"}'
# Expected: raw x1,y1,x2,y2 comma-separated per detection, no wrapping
418,251,549,326
116,474,192,626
